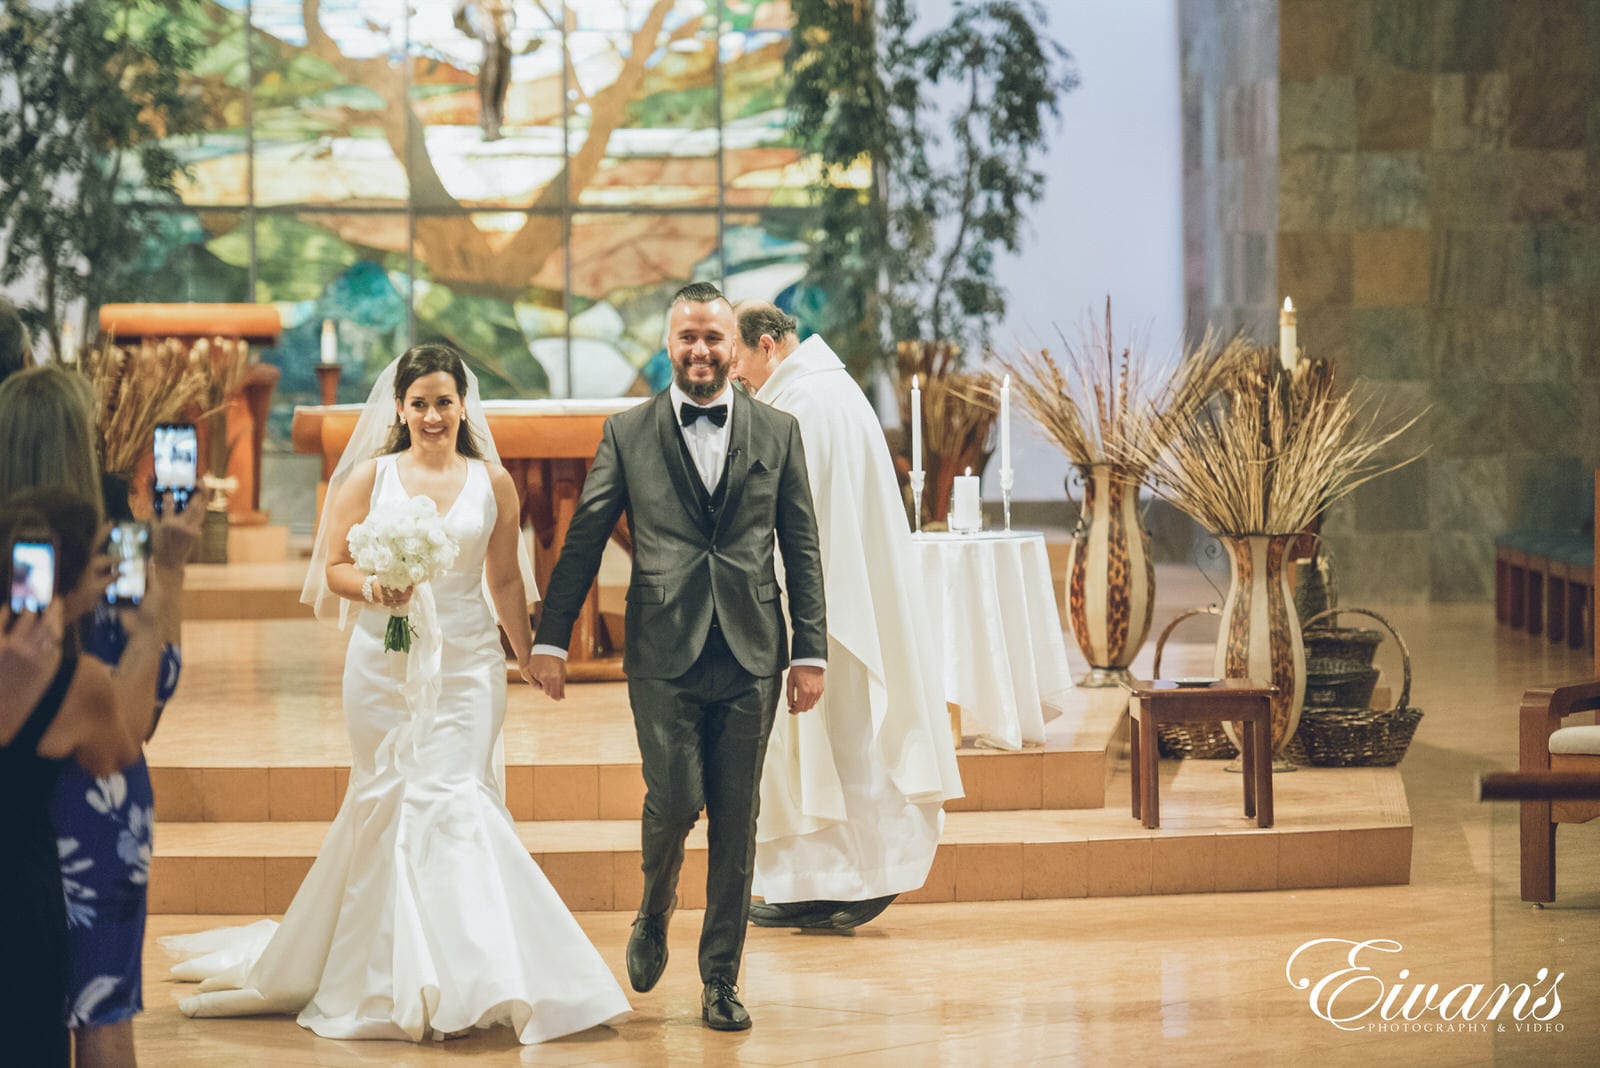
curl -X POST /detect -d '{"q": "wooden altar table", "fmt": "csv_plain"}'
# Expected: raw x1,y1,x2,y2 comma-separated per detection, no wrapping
292,398,646,680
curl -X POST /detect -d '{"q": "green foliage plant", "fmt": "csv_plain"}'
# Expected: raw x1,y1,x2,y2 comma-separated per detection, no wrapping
0,0,205,359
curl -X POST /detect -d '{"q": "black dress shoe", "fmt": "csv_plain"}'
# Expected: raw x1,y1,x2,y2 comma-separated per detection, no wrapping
827,894,898,930
747,899,837,929
702,977,751,1031
626,898,675,993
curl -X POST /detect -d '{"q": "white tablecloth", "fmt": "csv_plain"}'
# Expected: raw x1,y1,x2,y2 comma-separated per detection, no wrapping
911,531,1073,750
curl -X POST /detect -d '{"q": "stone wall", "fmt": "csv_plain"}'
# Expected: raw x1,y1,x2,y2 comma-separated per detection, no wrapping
1184,0,1600,603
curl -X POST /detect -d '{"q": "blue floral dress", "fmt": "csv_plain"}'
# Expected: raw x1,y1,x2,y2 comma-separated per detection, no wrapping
51,603,180,1029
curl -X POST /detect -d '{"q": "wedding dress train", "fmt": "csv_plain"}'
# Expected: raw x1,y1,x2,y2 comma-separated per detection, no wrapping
162,456,630,1043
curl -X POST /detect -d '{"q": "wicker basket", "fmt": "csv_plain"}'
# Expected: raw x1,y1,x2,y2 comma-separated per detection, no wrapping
1303,626,1383,673
1150,605,1237,760
1304,665,1380,709
1291,608,1422,767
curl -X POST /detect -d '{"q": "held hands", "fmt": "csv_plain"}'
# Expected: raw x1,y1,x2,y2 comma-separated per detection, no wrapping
526,653,567,701
787,664,824,715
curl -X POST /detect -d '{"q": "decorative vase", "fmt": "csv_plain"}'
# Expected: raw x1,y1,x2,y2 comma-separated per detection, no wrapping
1066,463,1155,687
1213,533,1306,760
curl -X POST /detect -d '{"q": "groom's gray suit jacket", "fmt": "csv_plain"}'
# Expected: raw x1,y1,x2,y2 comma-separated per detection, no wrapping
535,388,826,679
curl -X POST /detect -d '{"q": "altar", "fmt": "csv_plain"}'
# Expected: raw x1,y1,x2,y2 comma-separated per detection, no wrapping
292,398,647,679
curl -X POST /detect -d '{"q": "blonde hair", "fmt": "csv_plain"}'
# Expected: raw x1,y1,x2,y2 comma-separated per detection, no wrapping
0,364,104,523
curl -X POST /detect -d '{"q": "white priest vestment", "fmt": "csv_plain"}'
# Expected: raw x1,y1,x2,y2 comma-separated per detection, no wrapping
752,334,964,902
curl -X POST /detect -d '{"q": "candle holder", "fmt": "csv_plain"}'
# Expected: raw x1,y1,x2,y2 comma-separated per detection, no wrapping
1000,468,1014,532
909,470,925,534
314,363,342,406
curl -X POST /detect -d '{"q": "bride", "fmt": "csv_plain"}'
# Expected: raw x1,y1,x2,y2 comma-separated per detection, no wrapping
162,345,630,1043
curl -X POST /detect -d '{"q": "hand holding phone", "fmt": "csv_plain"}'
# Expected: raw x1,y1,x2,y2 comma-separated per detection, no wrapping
152,422,199,517
105,522,152,607
9,537,56,615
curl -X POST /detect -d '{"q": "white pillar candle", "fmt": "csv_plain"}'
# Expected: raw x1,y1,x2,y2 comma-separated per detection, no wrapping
1000,373,1011,474
321,319,338,365
1279,297,1297,371
951,467,982,532
910,374,923,478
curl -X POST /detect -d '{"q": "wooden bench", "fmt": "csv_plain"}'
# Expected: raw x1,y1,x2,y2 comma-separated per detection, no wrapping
1496,534,1593,651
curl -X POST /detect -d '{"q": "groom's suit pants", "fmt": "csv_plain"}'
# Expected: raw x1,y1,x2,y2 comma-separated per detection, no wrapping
627,622,781,984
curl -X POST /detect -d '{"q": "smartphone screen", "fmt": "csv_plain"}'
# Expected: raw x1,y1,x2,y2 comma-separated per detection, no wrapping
106,522,152,607
153,422,198,515
9,540,55,614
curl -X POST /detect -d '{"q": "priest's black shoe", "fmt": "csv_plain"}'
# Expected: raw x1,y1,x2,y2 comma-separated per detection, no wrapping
626,898,675,993
702,977,752,1031
747,899,836,929
828,894,898,930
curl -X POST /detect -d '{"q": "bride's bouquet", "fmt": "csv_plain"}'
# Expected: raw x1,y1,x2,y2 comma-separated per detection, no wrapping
348,496,461,653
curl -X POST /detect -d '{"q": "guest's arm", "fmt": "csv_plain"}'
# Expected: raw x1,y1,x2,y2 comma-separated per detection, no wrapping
0,605,64,742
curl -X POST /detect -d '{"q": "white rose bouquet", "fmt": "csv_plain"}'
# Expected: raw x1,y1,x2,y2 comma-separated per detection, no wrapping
347,495,461,653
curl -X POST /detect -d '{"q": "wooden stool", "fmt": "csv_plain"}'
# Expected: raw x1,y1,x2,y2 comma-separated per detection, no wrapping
1127,679,1276,829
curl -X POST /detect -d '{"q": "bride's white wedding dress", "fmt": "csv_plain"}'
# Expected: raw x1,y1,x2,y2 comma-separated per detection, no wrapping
162,456,630,1043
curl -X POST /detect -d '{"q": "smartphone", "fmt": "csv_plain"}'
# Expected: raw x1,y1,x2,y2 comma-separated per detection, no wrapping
106,521,152,607
9,538,55,614
153,422,198,516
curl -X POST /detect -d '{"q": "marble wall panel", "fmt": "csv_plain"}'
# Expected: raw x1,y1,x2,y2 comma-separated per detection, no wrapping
1355,152,1430,228
1349,306,1431,378
1429,456,1510,535
1279,152,1359,229
1508,73,1588,150
1280,77,1357,153
1427,154,1514,226
1279,0,1353,79
1507,151,1587,225
1354,456,1430,532
1352,229,1431,305
1356,73,1433,151
1431,228,1513,306
1429,530,1497,601
1431,74,1510,150
1321,531,1434,605
1279,230,1353,305
1431,0,1510,73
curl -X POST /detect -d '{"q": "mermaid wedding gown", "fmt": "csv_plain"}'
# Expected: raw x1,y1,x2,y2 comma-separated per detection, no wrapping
162,456,630,1043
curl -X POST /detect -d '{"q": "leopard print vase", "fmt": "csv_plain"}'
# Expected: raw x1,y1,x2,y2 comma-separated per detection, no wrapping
1066,464,1155,687
1213,534,1307,755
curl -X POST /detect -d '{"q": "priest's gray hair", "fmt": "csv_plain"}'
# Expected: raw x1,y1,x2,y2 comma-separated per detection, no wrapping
735,303,798,348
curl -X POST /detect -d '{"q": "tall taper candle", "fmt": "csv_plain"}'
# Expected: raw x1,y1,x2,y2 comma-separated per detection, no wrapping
910,374,923,478
1279,297,1297,371
1000,373,1011,474
321,319,338,365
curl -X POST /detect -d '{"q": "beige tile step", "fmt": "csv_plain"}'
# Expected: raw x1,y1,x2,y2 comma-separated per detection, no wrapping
148,679,1128,823
147,762,1412,915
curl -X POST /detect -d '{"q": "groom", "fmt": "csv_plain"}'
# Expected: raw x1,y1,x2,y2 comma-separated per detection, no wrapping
528,282,827,1032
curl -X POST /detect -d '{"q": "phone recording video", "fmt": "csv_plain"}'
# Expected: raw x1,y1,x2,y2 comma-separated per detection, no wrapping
153,422,199,516
9,538,56,615
106,522,152,607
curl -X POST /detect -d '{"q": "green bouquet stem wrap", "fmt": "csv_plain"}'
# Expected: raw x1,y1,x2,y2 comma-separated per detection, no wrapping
384,611,417,654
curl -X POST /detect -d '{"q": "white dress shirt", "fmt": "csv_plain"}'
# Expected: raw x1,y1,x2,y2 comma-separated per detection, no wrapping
669,381,732,492
535,383,823,670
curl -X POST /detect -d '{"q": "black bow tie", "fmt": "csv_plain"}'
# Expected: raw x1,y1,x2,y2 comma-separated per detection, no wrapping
680,402,728,428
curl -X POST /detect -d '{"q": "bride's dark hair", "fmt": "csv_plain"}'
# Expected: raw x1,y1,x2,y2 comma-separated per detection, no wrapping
384,344,485,459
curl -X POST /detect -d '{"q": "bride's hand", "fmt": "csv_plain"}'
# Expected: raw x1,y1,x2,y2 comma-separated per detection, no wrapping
516,650,537,687
376,583,413,610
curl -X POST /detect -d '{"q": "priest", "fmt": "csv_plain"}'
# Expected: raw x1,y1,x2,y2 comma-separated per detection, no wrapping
730,301,963,930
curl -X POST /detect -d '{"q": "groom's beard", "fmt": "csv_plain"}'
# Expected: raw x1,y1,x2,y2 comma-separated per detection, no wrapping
675,363,728,401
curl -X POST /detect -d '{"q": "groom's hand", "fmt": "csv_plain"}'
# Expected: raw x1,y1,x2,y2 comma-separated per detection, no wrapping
528,653,567,701
787,665,824,714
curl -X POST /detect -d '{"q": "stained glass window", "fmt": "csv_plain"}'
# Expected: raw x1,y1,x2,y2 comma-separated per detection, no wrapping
114,0,807,442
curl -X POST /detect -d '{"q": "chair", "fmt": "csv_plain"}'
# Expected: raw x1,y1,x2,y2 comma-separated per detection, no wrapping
1518,680,1600,903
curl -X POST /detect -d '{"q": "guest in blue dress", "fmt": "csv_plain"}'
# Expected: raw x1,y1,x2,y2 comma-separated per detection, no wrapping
51,486,202,1067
